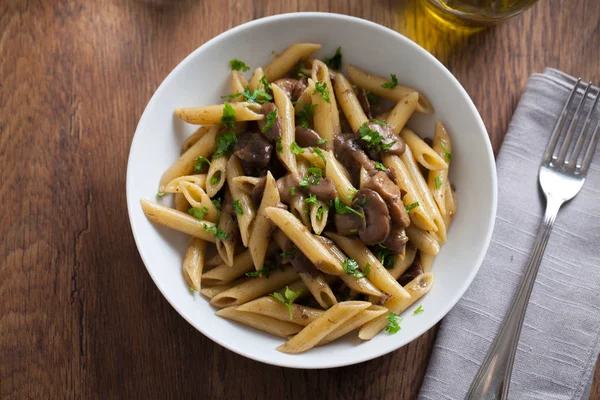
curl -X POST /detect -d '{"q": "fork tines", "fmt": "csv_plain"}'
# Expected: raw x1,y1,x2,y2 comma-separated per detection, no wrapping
542,79,600,176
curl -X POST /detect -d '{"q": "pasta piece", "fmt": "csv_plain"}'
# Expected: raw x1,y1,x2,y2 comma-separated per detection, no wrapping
174,102,263,125
183,238,207,290
180,181,220,222
216,307,302,338
202,243,278,286
277,301,371,353
400,142,447,242
249,172,281,269
385,92,418,134
159,126,219,191
298,148,326,169
311,60,340,150
309,199,329,235
272,83,298,175
226,156,256,247
265,207,343,275
382,154,436,231
359,273,434,340
164,175,207,194
323,150,357,204
248,67,265,92
401,128,448,171
333,72,368,132
200,278,249,299
293,84,314,114
231,70,248,96
347,65,433,114
263,43,322,82
326,233,411,301
205,155,228,197
181,126,214,154
205,252,224,268
216,188,237,266
290,193,311,227
298,272,337,309
359,167,370,189
405,226,440,255
210,266,299,308
427,121,453,215
140,199,217,243
420,252,436,273
231,176,262,196
388,246,417,280
174,193,189,212
320,305,388,344
237,296,324,326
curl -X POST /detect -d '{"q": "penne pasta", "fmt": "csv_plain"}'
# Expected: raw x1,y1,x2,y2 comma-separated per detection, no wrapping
174,192,189,212
298,272,337,309
263,43,322,82
202,243,279,286
216,188,237,266
249,172,281,269
298,148,327,169
272,83,298,175
347,65,434,114
388,245,417,280
226,156,256,247
382,154,436,231
210,266,299,308
182,238,207,290
401,128,448,171
385,92,418,134
277,301,372,353
205,155,228,197
237,296,324,326
200,278,249,299
323,150,357,204
326,233,411,302
290,193,311,227
140,199,218,243
265,207,343,276
427,121,453,215
309,199,329,235
181,125,214,154
320,305,388,344
293,84,314,114
174,102,263,125
311,60,340,150
231,176,262,196
216,307,302,338
205,252,225,268
248,67,265,92
359,273,434,340
164,174,207,194
159,126,219,191
231,70,248,96
180,181,220,222
333,72,368,133
420,252,436,273
405,226,440,255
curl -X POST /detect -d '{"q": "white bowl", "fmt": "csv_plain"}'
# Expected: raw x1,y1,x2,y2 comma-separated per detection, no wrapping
126,12,497,369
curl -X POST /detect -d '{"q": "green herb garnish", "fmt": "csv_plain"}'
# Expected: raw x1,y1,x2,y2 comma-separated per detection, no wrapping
156,192,166,197
290,187,296,196
413,305,424,315
229,59,250,72
385,312,402,334
312,147,326,164
188,206,208,220
434,176,442,189
271,286,304,319
323,46,342,70
374,244,395,270
210,172,220,185
305,194,318,205
316,137,327,145
194,156,211,171
203,223,229,240
358,122,396,152
233,200,244,216
211,198,222,211
370,118,389,126
405,202,420,213
213,131,238,158
290,141,305,155
260,76,272,93
342,259,370,279
334,196,365,219
315,81,331,103
296,103,317,128
441,142,452,162
280,249,297,259
261,109,278,133
374,162,387,171
316,206,325,220
246,258,279,278
221,87,272,104
220,102,236,131
381,74,398,89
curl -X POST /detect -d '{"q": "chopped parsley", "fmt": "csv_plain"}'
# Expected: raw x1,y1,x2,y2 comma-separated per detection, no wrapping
374,162,387,171
381,74,399,89
413,305,424,315
246,258,280,278
307,167,323,183
365,90,378,104
232,200,244,216
260,76,272,93
221,87,272,104
194,156,211,171
334,196,365,219
315,81,331,103
211,198,222,211
385,312,402,334
323,46,342,69
316,205,325,220
210,172,220,185
280,248,297,259
305,194,318,205
261,109,278,133
312,147,326,164
188,206,208,220
316,137,327,145
229,59,250,72
369,118,389,126
274,136,283,153
290,187,296,196
405,202,420,213
441,142,452,162
296,103,317,128
374,244,395,270
213,131,238,158
290,141,305,155
342,259,370,279
202,223,229,240
271,286,303,319
156,192,166,197
358,122,397,152
220,102,236,131
434,176,442,189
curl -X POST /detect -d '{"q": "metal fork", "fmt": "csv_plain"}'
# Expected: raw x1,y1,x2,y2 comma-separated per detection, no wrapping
466,80,600,400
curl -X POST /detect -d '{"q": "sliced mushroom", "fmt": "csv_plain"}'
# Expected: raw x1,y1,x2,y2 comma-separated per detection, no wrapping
399,254,423,286
295,126,325,148
292,79,307,102
353,189,391,245
364,171,410,228
334,133,375,186
258,102,282,141
360,122,406,160
276,173,300,204
356,87,373,119
233,131,273,175
308,177,337,201
251,177,267,209
334,212,366,236
273,78,306,102
383,228,408,255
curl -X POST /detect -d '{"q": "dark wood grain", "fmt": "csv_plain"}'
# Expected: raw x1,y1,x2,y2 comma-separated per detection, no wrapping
1,0,599,398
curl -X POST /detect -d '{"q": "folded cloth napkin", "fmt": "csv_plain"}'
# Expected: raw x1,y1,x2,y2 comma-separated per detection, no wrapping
419,69,600,400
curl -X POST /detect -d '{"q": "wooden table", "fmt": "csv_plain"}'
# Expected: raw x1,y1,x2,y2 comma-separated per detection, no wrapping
2,0,599,398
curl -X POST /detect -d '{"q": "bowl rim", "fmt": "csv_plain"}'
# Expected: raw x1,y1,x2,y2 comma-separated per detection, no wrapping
126,11,498,369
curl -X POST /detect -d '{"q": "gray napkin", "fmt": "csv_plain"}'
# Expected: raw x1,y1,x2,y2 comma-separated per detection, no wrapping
419,69,600,400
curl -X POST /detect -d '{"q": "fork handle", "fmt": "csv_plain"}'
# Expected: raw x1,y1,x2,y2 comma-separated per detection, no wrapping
466,195,563,400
